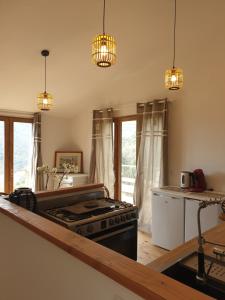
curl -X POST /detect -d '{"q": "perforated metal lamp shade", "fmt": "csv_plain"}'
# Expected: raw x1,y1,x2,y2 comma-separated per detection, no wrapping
37,50,54,111
165,0,184,90
165,67,183,90
92,34,116,67
37,92,53,111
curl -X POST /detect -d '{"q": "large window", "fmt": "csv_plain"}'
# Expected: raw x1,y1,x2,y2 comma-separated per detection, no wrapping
114,116,137,203
0,117,33,193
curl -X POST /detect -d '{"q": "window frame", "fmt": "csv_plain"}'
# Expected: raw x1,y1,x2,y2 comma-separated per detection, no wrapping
0,116,33,193
113,115,137,200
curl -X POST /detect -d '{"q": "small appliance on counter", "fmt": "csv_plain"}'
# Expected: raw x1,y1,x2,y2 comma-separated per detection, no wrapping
180,169,207,192
8,188,37,212
189,169,207,192
180,171,194,189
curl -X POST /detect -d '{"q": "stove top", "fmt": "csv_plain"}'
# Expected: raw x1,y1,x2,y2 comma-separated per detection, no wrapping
40,197,138,236
64,199,116,214
46,205,115,223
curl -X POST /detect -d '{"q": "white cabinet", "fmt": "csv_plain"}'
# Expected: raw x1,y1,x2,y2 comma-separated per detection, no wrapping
70,174,89,186
54,173,88,189
152,193,185,250
185,198,220,242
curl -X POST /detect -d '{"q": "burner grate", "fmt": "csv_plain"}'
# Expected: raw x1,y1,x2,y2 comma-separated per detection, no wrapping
46,206,115,223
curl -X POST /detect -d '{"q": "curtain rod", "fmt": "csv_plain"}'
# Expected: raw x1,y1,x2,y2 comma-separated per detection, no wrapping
94,108,120,112
138,98,168,106
93,98,170,111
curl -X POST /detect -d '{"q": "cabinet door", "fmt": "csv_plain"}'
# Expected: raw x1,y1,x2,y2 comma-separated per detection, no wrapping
71,174,88,186
185,199,220,242
152,193,184,250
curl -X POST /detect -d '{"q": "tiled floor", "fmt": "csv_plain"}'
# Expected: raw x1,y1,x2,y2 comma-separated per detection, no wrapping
137,230,168,265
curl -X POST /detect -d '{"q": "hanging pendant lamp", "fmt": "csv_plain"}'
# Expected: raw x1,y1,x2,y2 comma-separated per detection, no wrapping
165,0,183,90
92,0,116,67
37,50,53,111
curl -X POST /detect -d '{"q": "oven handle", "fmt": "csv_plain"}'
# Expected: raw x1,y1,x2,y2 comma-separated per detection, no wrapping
93,225,135,242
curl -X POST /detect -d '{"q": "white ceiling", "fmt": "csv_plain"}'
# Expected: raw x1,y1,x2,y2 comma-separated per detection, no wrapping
0,0,224,118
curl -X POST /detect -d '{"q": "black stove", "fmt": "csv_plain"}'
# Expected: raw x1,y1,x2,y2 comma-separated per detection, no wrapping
41,198,137,234
46,206,115,222
40,197,138,260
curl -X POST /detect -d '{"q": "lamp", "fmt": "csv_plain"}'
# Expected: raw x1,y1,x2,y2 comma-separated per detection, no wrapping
165,0,183,90
37,50,53,111
92,0,116,67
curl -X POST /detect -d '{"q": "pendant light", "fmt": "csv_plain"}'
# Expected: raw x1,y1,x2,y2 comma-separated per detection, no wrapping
92,0,116,67
165,0,183,90
37,50,53,111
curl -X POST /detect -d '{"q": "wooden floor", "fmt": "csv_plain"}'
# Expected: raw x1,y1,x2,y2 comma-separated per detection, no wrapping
137,230,167,265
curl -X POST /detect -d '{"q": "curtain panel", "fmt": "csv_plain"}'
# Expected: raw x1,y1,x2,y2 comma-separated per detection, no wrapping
134,99,168,233
31,112,44,191
89,109,115,197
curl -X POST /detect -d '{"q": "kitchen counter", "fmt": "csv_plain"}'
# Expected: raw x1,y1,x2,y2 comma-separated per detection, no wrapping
152,186,225,201
0,184,215,300
147,220,225,273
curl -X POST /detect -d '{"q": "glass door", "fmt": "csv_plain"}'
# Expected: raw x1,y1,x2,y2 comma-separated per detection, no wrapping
121,120,136,203
13,122,33,189
114,116,137,203
0,117,33,193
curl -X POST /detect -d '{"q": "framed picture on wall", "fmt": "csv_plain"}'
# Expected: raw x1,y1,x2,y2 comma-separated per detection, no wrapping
55,151,83,173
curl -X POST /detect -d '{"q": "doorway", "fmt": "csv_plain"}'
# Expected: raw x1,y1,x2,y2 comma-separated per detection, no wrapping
0,116,33,193
114,116,137,203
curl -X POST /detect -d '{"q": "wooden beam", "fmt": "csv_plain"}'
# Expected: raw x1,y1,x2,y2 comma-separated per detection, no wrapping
35,183,104,198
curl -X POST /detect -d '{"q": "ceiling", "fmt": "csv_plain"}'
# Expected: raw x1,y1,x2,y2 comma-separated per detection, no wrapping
0,0,224,118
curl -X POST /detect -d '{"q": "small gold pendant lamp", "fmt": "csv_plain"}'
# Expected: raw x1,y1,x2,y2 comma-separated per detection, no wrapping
92,0,116,67
165,0,183,90
37,50,53,111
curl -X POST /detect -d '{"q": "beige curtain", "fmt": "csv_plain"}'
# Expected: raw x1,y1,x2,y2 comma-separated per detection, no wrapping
31,112,44,191
134,99,168,233
89,109,115,197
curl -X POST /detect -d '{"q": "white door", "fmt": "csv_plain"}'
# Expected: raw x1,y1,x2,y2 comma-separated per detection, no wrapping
152,193,185,250
185,199,220,242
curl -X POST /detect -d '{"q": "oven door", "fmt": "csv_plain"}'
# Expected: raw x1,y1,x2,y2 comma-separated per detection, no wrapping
91,220,137,260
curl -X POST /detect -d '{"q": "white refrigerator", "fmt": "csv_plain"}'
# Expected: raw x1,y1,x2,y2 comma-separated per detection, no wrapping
185,199,220,242
151,193,185,250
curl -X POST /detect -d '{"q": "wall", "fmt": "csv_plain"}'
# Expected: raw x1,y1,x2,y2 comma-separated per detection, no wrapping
42,114,75,168
71,111,92,174
0,212,142,300
72,94,225,193
71,0,225,192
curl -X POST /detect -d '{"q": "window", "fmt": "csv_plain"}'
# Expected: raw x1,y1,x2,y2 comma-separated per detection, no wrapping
114,116,137,203
0,117,33,193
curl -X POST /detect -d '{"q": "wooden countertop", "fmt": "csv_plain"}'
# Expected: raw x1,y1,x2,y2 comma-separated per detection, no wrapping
148,222,225,273
35,183,104,198
152,186,225,202
0,185,214,300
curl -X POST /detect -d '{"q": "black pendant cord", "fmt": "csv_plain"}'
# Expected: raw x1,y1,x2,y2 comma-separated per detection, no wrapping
44,56,47,93
173,0,176,69
103,0,106,35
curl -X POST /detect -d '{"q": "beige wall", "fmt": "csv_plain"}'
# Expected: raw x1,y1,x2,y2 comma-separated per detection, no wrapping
42,114,75,168
46,0,225,192
0,212,142,300
71,0,225,192
71,111,92,173
71,95,225,192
